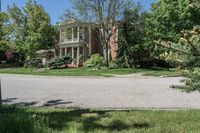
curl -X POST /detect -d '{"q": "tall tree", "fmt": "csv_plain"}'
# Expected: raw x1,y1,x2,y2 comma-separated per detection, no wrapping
24,0,54,61
117,4,150,68
7,4,27,64
0,12,11,63
146,0,200,58
7,0,55,63
63,0,132,66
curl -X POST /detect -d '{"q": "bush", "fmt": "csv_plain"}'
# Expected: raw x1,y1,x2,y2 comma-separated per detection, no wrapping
25,58,43,68
84,54,104,68
47,55,72,69
109,61,119,69
171,68,200,92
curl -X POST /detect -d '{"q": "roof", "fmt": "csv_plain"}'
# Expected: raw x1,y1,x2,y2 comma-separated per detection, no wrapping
59,19,97,29
36,49,55,54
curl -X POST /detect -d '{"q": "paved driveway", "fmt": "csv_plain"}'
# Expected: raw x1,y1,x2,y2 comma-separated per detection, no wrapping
1,74,200,109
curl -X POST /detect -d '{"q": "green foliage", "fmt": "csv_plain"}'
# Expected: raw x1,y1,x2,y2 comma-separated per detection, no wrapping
0,106,48,133
117,6,151,68
158,26,200,92
1,105,200,133
146,0,200,58
25,58,43,68
158,26,200,68
84,54,104,68
172,68,200,92
47,55,72,69
4,0,55,64
108,61,119,69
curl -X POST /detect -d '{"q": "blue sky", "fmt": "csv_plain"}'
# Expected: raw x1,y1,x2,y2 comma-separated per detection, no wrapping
1,0,156,24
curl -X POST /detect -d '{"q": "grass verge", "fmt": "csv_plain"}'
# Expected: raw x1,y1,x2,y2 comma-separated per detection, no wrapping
0,105,200,133
0,67,178,77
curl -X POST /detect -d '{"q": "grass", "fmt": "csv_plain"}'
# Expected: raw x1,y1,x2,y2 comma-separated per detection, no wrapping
0,67,178,77
1,105,200,133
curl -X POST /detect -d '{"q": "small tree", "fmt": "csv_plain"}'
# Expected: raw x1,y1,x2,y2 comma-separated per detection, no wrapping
63,0,132,67
7,0,55,64
156,26,200,92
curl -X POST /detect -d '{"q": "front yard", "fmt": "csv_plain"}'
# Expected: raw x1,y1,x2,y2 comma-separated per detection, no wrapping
0,67,178,77
1,105,200,133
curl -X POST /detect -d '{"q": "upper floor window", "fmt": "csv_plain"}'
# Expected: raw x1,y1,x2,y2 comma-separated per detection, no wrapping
74,27,78,39
61,30,65,42
66,28,72,40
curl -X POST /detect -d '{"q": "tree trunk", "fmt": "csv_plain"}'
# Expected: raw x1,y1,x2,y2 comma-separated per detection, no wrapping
104,43,109,67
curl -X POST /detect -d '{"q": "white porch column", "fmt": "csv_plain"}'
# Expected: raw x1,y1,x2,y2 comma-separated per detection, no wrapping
77,46,80,65
65,47,67,56
72,47,74,64
77,27,80,42
83,27,85,39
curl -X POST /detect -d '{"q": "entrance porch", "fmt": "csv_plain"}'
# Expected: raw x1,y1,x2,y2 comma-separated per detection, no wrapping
59,45,86,66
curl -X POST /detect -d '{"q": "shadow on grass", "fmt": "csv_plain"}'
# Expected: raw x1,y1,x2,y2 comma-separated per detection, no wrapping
82,116,150,132
0,105,151,133
0,105,48,133
45,109,150,132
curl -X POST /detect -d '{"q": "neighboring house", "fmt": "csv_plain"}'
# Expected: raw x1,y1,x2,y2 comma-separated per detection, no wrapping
36,49,55,66
58,19,118,67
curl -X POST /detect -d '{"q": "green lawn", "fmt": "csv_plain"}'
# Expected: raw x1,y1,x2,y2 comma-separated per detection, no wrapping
1,105,200,133
0,67,178,77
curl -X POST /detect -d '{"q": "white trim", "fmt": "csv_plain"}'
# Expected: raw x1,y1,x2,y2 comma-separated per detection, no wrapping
65,48,67,56
77,46,80,65
77,27,80,42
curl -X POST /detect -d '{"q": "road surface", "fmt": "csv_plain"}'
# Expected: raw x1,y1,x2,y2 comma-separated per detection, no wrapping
1,74,200,109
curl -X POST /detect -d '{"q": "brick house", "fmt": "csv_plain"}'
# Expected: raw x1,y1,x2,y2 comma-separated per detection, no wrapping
58,19,118,67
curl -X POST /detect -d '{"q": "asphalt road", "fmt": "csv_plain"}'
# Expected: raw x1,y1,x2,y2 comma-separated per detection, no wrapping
1,74,200,109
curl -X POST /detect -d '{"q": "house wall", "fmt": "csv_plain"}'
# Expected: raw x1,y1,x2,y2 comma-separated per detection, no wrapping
91,28,103,56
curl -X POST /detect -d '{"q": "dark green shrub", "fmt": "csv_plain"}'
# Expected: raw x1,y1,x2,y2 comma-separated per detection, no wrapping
171,68,200,92
84,54,104,68
47,55,72,69
158,26,200,92
109,61,119,69
25,58,43,68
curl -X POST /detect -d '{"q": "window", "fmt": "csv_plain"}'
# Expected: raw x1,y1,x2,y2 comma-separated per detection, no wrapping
61,30,65,42
66,28,72,40
67,47,72,56
74,27,78,39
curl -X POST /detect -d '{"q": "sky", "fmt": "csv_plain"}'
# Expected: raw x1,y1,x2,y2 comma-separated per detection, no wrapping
1,0,156,24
